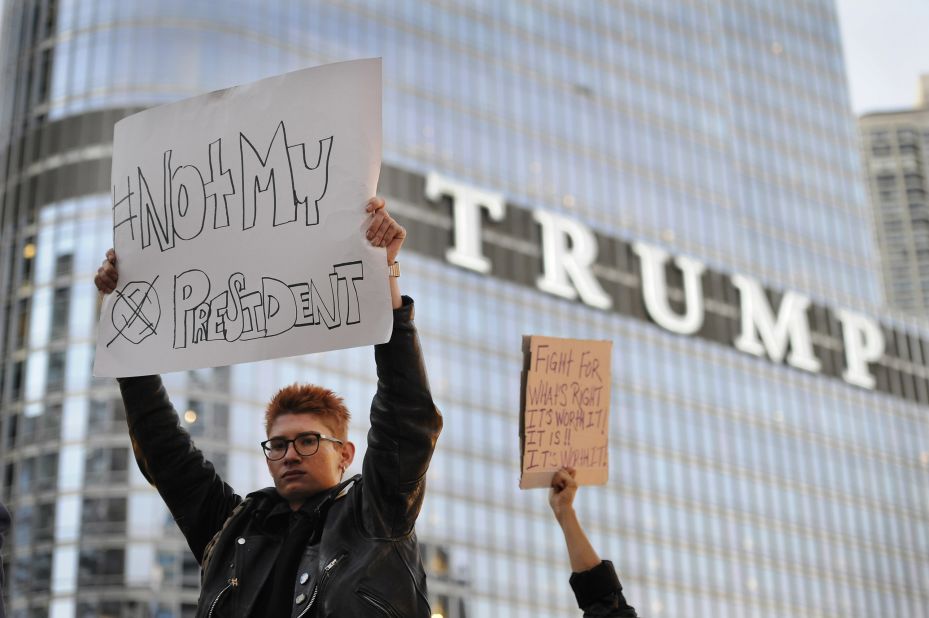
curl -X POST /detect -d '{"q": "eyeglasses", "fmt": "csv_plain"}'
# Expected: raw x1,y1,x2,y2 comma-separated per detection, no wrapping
260,432,344,461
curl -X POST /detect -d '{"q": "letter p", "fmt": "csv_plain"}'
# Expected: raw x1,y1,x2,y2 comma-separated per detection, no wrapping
836,309,885,389
173,270,211,349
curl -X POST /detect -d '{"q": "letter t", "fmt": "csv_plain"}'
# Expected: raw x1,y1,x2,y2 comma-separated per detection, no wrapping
426,172,506,274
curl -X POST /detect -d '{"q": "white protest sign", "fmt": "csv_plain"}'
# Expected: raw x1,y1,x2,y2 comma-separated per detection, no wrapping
94,59,391,377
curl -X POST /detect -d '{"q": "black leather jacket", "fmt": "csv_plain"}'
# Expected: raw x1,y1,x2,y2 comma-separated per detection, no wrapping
118,298,442,617
570,561,638,617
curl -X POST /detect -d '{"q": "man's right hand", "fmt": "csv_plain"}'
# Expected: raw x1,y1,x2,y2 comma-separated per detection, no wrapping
549,466,579,523
94,248,118,294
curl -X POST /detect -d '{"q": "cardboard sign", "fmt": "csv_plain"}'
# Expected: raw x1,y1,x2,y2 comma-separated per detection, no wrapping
520,336,612,489
94,59,392,377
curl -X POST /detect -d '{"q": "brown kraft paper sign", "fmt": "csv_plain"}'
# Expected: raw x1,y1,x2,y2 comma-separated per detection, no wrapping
520,335,612,489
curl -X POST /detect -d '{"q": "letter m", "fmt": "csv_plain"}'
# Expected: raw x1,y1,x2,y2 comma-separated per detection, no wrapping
732,275,821,373
239,121,290,230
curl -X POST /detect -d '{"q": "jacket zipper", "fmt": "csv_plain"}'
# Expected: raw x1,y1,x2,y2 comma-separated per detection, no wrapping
207,577,239,618
297,554,345,618
356,588,403,618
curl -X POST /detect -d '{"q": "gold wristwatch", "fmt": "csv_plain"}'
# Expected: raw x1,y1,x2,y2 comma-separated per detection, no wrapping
388,261,400,278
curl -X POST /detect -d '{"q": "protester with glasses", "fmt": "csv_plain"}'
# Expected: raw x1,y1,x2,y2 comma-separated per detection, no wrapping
95,198,443,617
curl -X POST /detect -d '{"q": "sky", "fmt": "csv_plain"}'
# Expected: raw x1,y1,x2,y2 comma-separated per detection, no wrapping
835,0,929,115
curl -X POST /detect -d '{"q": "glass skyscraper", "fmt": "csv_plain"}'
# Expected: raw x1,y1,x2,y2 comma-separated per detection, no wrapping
2,2,927,617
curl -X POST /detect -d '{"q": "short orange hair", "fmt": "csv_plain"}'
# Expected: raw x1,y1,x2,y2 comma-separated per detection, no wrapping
264,384,351,439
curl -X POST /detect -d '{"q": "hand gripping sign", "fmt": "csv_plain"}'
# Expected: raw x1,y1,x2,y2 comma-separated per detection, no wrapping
94,59,392,377
520,336,612,489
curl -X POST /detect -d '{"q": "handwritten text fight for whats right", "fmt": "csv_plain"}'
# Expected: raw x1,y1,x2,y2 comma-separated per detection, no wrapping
520,336,612,488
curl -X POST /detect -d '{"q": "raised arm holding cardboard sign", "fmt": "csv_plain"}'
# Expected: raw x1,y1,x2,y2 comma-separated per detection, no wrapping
550,468,638,617
520,336,634,614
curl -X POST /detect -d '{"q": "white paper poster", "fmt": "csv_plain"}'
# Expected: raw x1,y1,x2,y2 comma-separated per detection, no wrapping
94,59,391,377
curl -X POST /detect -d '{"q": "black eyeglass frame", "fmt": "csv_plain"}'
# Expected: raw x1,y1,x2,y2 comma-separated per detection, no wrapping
260,431,344,461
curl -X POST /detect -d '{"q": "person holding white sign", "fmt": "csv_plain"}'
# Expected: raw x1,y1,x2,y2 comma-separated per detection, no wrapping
95,198,443,617
550,467,639,617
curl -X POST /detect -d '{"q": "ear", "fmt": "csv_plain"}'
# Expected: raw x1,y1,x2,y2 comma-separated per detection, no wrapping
340,440,356,471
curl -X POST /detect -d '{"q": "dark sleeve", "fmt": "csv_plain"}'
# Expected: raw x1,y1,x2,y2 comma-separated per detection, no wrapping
118,375,242,563
361,296,443,538
569,560,638,617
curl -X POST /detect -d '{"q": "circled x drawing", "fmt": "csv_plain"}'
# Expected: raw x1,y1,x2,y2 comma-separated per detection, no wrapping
108,278,161,347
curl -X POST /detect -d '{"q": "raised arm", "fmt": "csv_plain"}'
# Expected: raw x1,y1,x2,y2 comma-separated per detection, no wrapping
550,467,639,617
550,468,602,572
360,198,443,537
96,251,241,563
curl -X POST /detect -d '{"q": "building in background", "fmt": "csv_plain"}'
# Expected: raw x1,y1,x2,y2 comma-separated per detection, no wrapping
1,2,928,617
860,75,929,316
